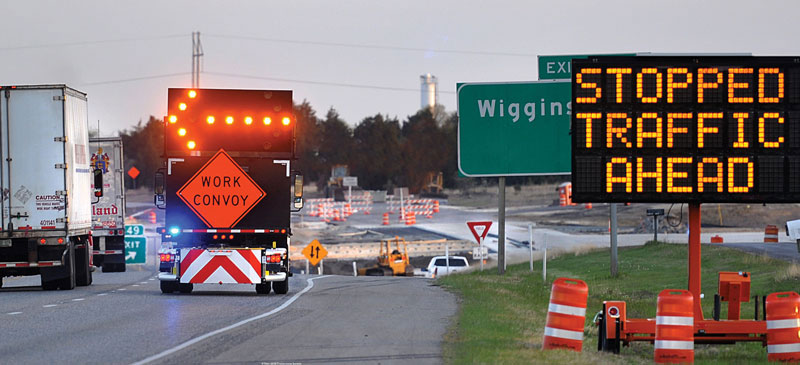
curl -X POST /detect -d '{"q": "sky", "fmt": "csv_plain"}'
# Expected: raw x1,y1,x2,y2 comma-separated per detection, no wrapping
0,0,798,135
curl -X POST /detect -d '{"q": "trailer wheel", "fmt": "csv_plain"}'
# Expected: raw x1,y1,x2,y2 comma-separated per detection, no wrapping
178,283,193,294
76,241,92,286
272,277,289,295
160,281,177,294
255,283,271,295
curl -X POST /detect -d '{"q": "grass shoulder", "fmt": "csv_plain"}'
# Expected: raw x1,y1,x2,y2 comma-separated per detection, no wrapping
439,241,800,364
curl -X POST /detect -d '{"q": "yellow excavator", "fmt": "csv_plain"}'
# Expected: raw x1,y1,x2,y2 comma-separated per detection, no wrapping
358,236,414,276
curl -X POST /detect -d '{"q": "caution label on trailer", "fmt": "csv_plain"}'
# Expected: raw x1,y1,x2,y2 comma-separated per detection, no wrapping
178,149,265,228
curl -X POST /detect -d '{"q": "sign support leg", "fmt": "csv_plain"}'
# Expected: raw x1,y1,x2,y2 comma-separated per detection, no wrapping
498,177,506,275
689,203,703,320
528,223,533,272
610,203,618,277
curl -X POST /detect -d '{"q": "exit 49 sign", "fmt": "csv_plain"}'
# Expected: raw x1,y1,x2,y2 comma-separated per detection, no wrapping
572,55,800,203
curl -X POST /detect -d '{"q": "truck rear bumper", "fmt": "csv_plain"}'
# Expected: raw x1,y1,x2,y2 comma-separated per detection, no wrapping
158,271,286,282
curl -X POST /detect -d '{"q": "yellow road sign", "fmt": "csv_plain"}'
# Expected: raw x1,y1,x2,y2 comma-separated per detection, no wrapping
302,239,328,266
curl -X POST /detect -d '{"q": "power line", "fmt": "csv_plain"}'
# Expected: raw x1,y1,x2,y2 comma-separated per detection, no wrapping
205,71,456,94
79,72,191,86
205,33,537,58
0,34,185,51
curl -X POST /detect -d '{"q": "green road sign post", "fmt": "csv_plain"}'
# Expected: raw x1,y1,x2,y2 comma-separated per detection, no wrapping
124,236,146,264
457,80,572,177
124,224,146,265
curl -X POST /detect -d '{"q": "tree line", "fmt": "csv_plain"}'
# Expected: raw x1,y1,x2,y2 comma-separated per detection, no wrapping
118,102,459,193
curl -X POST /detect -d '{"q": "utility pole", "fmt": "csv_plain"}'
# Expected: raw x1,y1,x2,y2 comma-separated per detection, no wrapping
192,31,204,88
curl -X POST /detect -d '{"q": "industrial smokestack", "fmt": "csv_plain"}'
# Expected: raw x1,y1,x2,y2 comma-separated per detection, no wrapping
420,73,438,111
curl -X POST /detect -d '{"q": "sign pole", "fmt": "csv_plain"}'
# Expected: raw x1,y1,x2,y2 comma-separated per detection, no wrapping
479,236,484,271
610,203,618,277
306,259,309,275
498,177,506,275
542,233,547,281
528,223,533,272
445,243,450,275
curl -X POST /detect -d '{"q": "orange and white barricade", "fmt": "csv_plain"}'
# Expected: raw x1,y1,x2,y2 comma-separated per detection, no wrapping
766,291,800,362
764,225,779,243
654,289,694,363
543,277,588,352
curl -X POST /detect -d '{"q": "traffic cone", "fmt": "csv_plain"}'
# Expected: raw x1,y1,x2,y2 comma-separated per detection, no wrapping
382,212,389,225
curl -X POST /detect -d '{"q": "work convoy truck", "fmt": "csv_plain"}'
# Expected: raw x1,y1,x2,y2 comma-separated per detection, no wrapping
156,88,303,295
90,137,126,272
0,85,95,290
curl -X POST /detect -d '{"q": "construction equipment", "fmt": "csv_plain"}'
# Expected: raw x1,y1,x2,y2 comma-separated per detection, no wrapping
326,164,348,200
420,171,447,198
358,236,414,276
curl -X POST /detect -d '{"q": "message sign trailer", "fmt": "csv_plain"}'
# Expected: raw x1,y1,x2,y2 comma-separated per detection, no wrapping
570,56,800,352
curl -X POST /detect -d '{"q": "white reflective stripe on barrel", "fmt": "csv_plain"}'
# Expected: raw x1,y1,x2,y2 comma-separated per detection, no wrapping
767,318,800,330
656,315,693,326
548,303,586,317
654,340,694,350
544,326,584,341
768,343,800,354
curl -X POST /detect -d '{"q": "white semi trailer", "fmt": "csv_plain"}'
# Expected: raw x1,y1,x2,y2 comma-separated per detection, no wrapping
90,137,126,272
0,85,95,290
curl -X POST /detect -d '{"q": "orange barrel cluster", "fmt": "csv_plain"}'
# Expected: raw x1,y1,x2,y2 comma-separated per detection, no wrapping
543,277,588,351
766,292,800,362
654,289,694,363
764,225,779,243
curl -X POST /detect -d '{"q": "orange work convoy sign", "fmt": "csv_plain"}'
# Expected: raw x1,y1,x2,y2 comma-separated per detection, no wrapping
177,149,265,228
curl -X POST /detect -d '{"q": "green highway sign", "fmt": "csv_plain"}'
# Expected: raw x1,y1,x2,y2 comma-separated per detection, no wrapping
457,81,571,177
538,53,636,80
125,224,145,236
124,236,146,264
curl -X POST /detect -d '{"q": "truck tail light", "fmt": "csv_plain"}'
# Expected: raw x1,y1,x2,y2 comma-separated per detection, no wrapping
39,238,46,244
57,238,64,244
267,254,282,263
160,253,173,262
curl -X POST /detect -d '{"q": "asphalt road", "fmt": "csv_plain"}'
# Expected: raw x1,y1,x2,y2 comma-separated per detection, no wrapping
0,269,454,364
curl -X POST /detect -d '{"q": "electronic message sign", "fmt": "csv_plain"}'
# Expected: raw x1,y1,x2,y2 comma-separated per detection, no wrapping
571,56,800,203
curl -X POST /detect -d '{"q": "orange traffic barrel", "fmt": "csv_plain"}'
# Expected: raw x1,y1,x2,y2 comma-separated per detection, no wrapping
585,202,592,210
710,235,723,244
655,289,694,363
766,291,800,362
382,212,390,226
764,225,779,243
433,200,440,213
543,277,588,352
149,210,157,224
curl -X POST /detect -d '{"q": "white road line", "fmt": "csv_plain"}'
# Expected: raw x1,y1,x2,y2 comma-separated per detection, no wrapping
118,288,127,291
72,298,85,302
97,293,108,296
148,278,155,281
131,276,330,365
140,282,148,284
43,304,57,308
132,285,139,287
7,312,22,315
